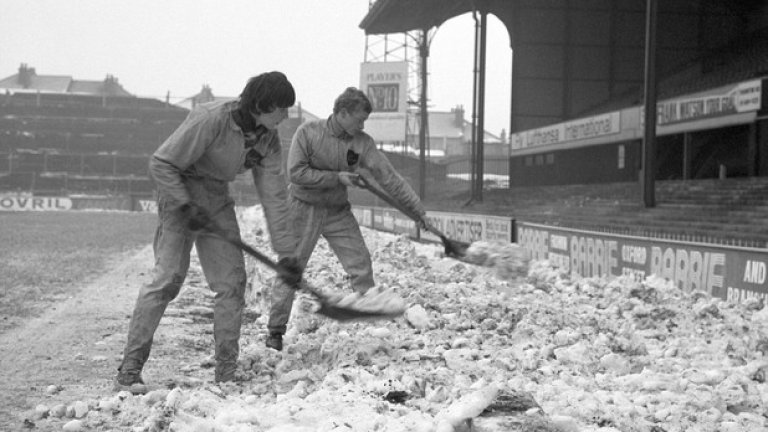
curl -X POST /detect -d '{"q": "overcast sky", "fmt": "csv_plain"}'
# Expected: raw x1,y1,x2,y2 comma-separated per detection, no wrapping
1,0,512,136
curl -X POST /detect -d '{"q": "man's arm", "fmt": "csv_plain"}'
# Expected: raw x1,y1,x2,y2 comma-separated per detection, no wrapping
149,109,216,206
287,124,343,189
253,134,298,257
361,144,426,217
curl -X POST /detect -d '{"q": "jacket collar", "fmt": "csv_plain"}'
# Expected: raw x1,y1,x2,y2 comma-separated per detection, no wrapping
327,115,353,141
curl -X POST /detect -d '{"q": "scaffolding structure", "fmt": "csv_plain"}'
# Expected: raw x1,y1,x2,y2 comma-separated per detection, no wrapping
364,4,437,198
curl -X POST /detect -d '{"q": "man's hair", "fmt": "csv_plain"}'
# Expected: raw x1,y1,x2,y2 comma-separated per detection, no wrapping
333,87,372,115
239,71,295,115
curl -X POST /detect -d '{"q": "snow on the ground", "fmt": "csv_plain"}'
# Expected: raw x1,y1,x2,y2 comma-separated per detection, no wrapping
31,206,768,431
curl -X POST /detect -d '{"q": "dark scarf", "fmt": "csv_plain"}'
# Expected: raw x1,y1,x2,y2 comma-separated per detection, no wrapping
232,108,268,168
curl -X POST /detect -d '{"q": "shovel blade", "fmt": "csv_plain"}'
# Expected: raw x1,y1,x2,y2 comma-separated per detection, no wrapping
316,303,405,322
442,237,470,259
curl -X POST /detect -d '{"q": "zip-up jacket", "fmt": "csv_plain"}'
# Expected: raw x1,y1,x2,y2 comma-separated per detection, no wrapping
149,99,296,255
287,117,424,216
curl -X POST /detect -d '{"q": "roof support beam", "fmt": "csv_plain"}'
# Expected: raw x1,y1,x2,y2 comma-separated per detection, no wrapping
642,0,658,208
418,29,429,199
471,10,488,202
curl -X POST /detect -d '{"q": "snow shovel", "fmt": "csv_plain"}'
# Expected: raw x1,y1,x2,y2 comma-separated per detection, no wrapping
200,220,404,322
353,175,470,259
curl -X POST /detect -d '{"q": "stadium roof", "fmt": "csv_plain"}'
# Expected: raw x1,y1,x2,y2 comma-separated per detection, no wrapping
359,0,512,39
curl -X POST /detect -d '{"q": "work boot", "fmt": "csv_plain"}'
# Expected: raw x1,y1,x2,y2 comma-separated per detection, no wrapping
214,362,239,384
265,332,283,351
113,368,148,394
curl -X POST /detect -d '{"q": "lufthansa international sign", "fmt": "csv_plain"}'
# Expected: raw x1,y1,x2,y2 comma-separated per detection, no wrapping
511,112,621,150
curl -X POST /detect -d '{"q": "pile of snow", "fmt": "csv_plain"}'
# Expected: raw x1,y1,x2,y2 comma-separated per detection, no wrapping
26,206,768,431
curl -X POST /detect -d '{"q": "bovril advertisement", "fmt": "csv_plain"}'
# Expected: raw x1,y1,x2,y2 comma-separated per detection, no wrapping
0,196,72,211
518,221,768,303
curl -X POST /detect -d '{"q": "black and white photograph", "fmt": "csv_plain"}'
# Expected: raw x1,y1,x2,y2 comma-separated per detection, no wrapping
2,1,768,431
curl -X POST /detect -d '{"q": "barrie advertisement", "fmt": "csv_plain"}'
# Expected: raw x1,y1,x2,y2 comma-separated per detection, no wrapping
518,222,768,303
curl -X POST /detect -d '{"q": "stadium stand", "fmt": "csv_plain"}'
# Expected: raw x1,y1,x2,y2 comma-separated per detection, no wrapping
0,64,190,196
0,68,189,197
401,176,768,249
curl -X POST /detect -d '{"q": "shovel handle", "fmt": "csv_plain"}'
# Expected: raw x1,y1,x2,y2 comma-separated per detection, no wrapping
199,218,404,322
354,175,469,258
356,176,450,237
199,220,324,296
354,176,424,224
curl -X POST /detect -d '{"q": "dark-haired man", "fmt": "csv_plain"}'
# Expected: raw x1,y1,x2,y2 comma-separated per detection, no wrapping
115,72,301,390
265,87,425,351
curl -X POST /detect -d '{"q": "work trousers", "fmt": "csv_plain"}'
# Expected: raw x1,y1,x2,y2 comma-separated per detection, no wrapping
268,198,374,335
119,178,246,377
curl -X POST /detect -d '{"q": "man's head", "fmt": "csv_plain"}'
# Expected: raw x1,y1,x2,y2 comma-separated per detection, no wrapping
239,71,295,130
333,87,372,136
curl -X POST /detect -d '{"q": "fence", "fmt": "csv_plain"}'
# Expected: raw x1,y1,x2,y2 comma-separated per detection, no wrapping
0,170,154,196
437,155,510,189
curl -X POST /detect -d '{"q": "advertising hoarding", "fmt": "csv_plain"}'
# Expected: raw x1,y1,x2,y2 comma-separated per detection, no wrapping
0,196,72,211
518,221,768,303
359,61,408,141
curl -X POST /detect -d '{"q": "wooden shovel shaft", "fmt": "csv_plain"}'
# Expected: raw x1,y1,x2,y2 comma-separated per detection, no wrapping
201,220,403,322
355,176,469,256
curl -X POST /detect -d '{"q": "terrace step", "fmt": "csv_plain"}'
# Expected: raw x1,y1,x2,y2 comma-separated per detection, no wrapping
414,177,768,249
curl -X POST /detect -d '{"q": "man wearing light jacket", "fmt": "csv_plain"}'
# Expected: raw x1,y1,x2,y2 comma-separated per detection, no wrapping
265,87,425,351
115,72,301,391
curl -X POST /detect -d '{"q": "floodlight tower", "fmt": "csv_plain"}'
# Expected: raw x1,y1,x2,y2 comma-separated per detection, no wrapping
363,30,423,147
363,10,434,198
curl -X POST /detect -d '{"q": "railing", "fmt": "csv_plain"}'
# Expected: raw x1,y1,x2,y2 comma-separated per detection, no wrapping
0,170,154,196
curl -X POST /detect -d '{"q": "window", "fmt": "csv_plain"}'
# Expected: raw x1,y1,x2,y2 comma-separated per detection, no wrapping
618,145,625,169
546,153,554,165
525,156,533,167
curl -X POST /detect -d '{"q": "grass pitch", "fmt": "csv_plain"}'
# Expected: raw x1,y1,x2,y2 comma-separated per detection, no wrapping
0,211,157,332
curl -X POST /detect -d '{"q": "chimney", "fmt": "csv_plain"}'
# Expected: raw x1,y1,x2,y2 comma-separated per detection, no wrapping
199,84,214,103
453,104,465,128
18,63,36,88
103,74,116,94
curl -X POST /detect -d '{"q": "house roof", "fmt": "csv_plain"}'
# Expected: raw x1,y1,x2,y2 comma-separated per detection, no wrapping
67,79,132,97
409,109,501,143
175,85,320,121
174,95,232,110
0,64,132,96
0,73,72,93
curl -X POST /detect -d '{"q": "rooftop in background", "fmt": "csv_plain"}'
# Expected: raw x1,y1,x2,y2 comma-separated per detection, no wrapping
416,106,502,143
174,84,321,122
0,63,133,97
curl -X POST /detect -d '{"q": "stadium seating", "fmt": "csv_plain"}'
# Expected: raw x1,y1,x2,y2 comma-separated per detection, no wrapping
0,92,187,196
416,177,768,248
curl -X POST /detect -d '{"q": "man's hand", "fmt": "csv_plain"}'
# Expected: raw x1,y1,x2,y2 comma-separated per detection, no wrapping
338,172,362,187
277,257,303,286
180,203,212,231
